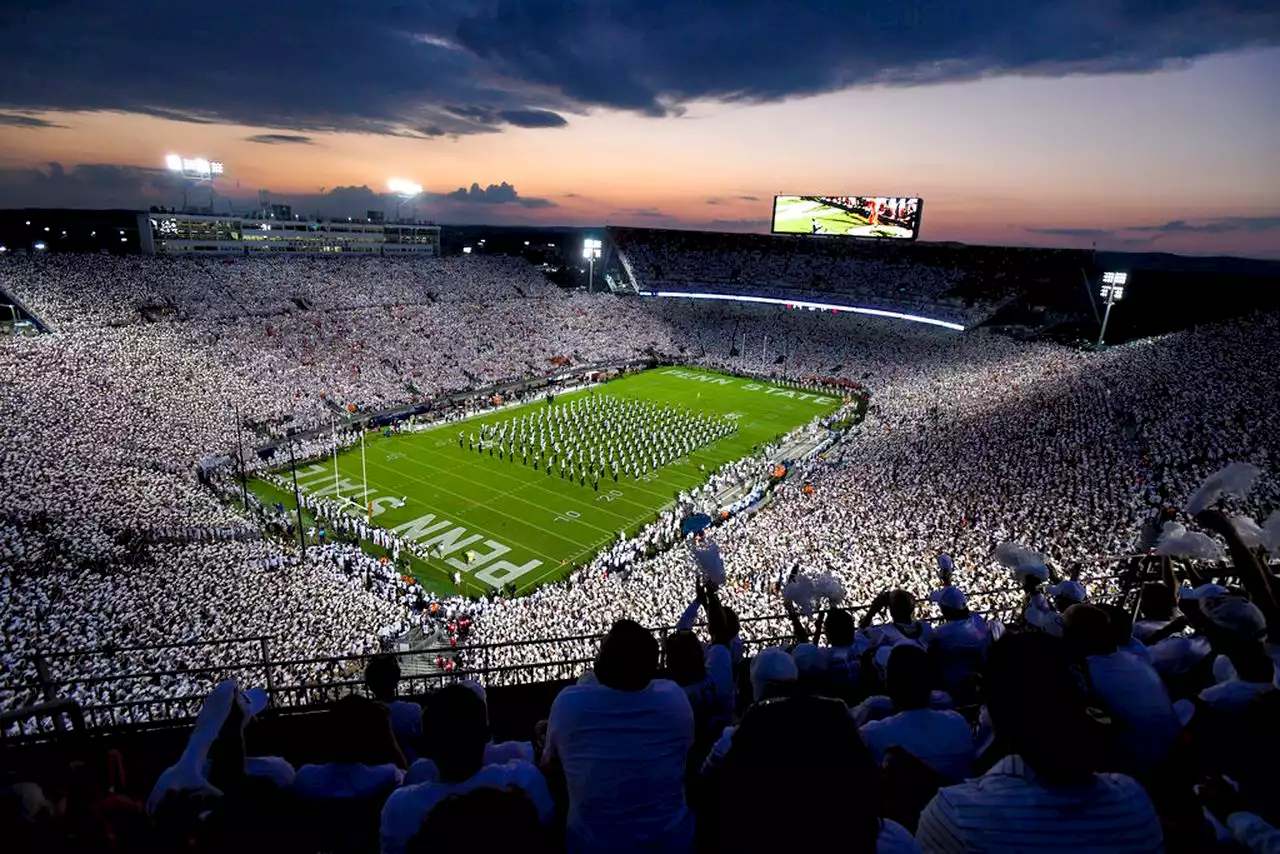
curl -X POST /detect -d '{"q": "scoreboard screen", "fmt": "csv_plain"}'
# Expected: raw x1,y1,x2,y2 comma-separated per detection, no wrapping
771,195,922,240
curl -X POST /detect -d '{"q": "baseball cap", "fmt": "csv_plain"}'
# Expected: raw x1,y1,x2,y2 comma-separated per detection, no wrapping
750,647,798,701
930,586,967,610
1201,596,1267,642
1046,581,1087,603
1178,583,1230,601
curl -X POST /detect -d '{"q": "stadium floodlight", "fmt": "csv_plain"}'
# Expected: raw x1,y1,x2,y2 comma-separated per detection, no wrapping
583,238,603,293
388,178,422,197
462,246,473,254
388,178,422,221
164,154,224,180
165,153,224,211
34,242,47,250
1096,271,1128,347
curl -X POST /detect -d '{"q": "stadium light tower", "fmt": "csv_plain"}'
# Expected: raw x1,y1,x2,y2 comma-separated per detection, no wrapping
388,178,422,222
165,153,224,211
583,238,603,293
1096,271,1127,348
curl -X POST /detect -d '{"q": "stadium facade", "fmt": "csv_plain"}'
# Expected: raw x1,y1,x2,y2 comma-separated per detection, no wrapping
145,211,440,256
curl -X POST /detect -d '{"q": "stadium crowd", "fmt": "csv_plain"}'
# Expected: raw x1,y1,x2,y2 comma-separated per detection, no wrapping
5,526,1279,853
0,250,1277,726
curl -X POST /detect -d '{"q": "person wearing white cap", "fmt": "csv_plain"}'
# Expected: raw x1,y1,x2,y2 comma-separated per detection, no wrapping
1062,604,1181,778
928,585,989,698
1194,595,1276,716
1020,565,1073,637
700,646,799,776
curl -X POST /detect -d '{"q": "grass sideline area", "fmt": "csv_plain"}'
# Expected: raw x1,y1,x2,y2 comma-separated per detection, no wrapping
250,367,842,597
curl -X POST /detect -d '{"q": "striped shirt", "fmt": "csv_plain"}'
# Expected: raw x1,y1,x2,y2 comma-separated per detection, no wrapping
915,755,1163,853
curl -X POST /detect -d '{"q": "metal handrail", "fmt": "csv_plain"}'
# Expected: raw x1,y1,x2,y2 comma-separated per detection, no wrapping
3,575,1126,736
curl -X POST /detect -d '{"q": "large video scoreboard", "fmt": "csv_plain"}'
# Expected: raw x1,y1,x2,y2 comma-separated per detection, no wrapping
771,195,922,240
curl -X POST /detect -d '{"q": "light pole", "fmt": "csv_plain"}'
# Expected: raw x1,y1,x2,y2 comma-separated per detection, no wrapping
583,238,602,293
1096,272,1127,348
287,437,307,561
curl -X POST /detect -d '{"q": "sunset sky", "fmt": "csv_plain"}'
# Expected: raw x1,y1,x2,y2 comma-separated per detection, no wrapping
1,2,1278,257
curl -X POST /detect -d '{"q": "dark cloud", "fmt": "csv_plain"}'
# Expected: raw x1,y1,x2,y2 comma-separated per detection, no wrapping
737,195,760,202
1126,216,1280,234
0,162,183,210
614,207,671,219
1026,227,1118,238
443,181,555,208
0,163,556,219
0,2,1274,136
497,108,567,128
1028,216,1280,242
0,113,65,129
244,133,316,145
705,198,723,206
450,1,1280,115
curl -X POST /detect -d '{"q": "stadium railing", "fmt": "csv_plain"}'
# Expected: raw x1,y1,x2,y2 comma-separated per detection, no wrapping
0,575,1126,740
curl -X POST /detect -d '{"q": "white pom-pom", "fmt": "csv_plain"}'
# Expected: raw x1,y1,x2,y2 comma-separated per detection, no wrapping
1154,521,1226,562
994,542,1047,578
1230,515,1265,549
691,541,726,587
783,574,816,617
1262,510,1280,554
812,570,846,606
1184,462,1262,515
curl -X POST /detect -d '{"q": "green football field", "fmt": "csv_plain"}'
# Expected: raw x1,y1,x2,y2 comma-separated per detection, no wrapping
252,368,841,597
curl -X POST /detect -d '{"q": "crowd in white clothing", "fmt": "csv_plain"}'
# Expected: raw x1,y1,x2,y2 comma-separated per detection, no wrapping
1,249,1277,728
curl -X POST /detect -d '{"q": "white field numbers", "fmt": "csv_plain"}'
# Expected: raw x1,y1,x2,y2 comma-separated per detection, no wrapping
554,510,581,523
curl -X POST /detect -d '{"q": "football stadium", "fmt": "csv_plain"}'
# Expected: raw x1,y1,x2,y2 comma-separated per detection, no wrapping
3,6,1280,851
253,367,842,598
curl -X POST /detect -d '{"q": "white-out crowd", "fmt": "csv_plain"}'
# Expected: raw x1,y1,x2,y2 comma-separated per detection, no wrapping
1,245,1277,724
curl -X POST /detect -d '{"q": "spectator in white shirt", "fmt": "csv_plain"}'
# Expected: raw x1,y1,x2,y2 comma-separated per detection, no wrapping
542,619,695,854
860,645,975,783
381,684,553,854
916,631,1164,853
294,695,406,801
365,654,424,763
928,586,990,700
1063,604,1181,778
1194,596,1275,715
663,629,734,748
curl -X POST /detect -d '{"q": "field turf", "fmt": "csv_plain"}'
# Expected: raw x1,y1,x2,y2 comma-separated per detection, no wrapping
251,368,840,597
